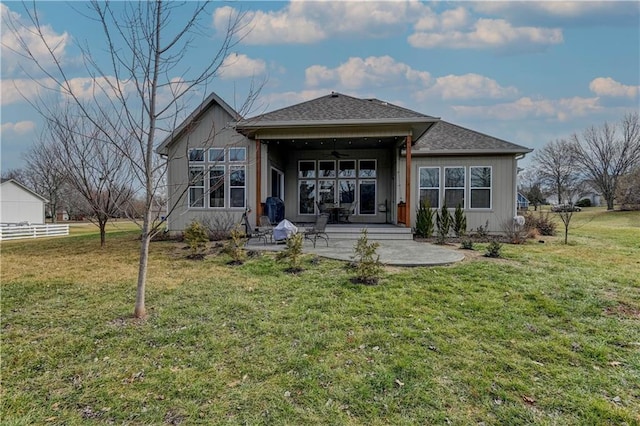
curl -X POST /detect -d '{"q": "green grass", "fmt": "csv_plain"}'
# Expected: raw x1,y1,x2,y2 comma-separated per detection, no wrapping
2,210,639,425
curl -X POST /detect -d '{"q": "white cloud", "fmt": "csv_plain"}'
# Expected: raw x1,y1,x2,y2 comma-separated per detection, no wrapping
1,3,70,77
589,77,639,98
1,77,58,106
306,56,431,90
452,96,601,122
1,121,36,136
219,53,267,80
213,1,429,45
418,73,518,101
409,18,563,51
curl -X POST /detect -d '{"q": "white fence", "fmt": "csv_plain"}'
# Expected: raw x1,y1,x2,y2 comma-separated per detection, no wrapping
0,224,70,241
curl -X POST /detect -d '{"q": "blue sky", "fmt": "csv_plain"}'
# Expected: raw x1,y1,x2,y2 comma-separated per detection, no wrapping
1,1,639,172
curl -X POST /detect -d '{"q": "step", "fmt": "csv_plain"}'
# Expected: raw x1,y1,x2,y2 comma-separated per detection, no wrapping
324,225,413,241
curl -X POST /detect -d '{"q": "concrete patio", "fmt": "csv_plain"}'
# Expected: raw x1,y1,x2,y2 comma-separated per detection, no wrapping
247,237,465,266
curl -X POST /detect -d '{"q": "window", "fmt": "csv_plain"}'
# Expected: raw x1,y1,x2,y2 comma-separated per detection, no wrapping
338,160,356,178
470,166,492,209
298,161,316,178
318,180,336,204
444,167,465,208
359,180,376,214
229,165,245,208
188,166,205,207
229,147,246,162
209,166,225,208
318,160,336,178
359,160,376,178
189,148,204,162
299,180,316,215
339,180,355,204
209,148,225,162
419,167,440,208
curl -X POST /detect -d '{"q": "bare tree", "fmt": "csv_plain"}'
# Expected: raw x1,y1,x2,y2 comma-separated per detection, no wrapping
615,167,640,210
518,168,546,210
4,1,257,318
571,113,640,210
23,137,67,223
532,139,580,204
45,107,134,246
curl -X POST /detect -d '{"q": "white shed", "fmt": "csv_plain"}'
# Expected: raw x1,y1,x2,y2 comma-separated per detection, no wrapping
0,179,48,224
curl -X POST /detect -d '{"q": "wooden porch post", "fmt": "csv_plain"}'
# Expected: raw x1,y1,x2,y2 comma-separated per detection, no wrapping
405,135,412,227
255,139,262,225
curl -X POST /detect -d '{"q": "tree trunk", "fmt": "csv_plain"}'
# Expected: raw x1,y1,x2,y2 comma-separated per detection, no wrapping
99,219,106,247
607,198,614,210
134,210,151,318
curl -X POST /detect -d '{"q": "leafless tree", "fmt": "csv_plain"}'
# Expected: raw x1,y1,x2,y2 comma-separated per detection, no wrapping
1,168,29,183
4,1,259,318
45,107,134,246
531,139,580,205
570,112,640,210
615,166,640,210
23,136,67,222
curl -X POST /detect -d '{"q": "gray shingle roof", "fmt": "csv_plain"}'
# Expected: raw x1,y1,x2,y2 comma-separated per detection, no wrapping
414,120,532,154
240,92,436,124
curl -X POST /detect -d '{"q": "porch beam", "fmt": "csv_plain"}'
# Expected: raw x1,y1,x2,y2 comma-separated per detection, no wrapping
405,135,412,227
255,139,262,225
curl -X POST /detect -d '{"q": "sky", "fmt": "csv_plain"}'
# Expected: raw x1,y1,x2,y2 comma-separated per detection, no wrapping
1,0,639,173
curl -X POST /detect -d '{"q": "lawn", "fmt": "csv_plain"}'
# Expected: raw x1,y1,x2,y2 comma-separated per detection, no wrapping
1,209,639,425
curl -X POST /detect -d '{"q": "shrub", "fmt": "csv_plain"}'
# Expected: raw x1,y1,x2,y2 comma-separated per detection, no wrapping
575,198,591,208
485,240,503,258
501,217,530,244
435,203,452,244
199,212,236,240
473,220,490,239
351,229,383,285
224,225,247,264
453,204,467,237
524,211,557,236
415,200,434,238
460,239,474,250
183,220,209,258
276,233,304,273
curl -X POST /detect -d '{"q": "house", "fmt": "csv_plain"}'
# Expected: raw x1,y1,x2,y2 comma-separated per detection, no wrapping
517,192,530,210
157,92,532,234
0,179,48,224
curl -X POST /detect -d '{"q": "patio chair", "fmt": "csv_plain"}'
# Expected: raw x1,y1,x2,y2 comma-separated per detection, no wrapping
338,201,357,223
304,213,330,248
258,215,274,243
243,214,269,245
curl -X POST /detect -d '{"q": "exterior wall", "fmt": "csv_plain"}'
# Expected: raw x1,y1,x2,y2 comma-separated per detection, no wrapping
165,105,254,232
0,181,46,224
408,155,519,234
278,147,395,224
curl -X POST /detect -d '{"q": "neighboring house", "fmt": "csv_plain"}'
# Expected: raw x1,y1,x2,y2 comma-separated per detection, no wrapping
0,179,48,224
157,92,532,234
517,192,530,210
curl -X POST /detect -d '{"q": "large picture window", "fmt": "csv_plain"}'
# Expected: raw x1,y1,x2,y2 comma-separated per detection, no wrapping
188,146,246,209
470,166,492,209
299,180,316,215
444,167,465,208
419,167,440,208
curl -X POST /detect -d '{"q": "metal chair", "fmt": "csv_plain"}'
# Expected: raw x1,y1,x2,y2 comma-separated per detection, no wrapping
243,214,269,245
258,215,274,243
303,213,330,248
338,201,357,223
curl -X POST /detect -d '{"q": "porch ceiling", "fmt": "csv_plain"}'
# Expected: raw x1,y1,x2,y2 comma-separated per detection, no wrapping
262,135,401,151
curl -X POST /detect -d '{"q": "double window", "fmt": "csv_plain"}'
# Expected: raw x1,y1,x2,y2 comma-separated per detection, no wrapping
418,166,492,209
188,147,246,208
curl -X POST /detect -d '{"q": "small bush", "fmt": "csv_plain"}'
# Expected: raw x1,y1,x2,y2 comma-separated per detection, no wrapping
460,239,474,250
183,220,209,258
415,200,435,238
524,211,557,236
485,240,503,258
436,203,452,244
199,212,236,240
575,198,592,208
473,220,490,238
453,204,467,237
501,217,530,244
276,233,304,273
224,225,247,264
351,229,383,285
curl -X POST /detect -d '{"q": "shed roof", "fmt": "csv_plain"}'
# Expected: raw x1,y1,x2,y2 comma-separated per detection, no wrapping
0,179,49,202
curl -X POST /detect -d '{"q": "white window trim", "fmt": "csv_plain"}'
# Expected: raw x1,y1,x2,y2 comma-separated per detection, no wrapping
418,166,440,209
228,147,247,163
188,148,205,162
444,166,466,209
188,165,205,208
298,179,316,216
229,165,246,209
338,159,356,178
298,160,316,179
358,159,377,178
470,166,492,210
318,160,336,178
270,167,284,202
208,148,225,163
208,165,226,209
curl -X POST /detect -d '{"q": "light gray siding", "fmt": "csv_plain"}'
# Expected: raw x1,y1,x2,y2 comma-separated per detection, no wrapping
409,155,518,234
165,105,254,232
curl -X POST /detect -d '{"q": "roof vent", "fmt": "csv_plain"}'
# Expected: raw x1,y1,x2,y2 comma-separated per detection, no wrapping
330,92,339,98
